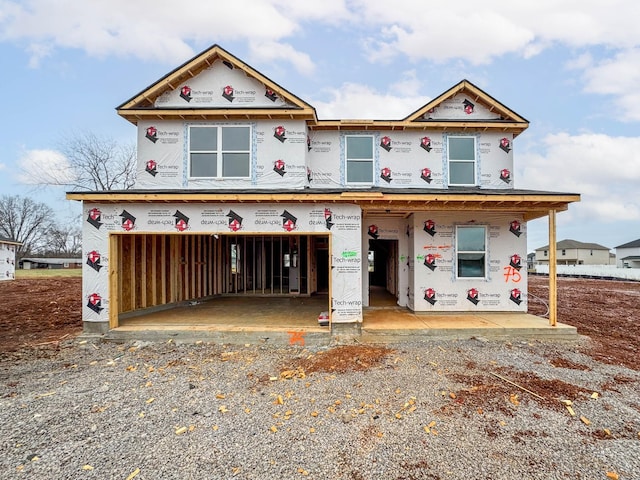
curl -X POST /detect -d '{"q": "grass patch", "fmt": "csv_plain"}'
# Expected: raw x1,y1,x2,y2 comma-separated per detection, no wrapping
16,269,82,279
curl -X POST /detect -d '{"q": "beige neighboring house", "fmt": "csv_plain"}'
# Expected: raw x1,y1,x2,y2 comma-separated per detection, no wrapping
535,239,612,266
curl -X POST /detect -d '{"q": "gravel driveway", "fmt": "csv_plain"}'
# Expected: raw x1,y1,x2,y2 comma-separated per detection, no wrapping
1,337,639,480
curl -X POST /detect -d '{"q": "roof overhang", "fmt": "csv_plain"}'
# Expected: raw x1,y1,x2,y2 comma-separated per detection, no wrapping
118,107,317,124
309,119,527,136
67,190,580,222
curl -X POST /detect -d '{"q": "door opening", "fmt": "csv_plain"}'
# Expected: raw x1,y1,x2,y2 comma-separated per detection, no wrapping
368,239,398,306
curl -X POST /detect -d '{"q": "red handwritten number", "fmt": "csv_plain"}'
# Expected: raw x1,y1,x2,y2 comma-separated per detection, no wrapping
503,266,521,283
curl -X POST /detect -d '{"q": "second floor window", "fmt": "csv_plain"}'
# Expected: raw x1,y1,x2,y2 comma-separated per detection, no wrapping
189,126,250,178
448,136,476,186
345,135,374,184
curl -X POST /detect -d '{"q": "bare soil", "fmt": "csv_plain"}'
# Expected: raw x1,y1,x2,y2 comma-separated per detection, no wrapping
527,275,640,370
0,275,638,371
0,277,82,352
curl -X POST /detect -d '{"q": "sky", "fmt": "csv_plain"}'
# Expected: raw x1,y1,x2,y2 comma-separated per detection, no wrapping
1,0,639,253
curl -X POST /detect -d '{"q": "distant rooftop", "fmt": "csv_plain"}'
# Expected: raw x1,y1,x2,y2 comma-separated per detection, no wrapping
615,238,640,249
535,239,610,251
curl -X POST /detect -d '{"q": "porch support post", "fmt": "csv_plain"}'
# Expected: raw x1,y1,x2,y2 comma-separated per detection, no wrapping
548,209,557,326
109,233,119,329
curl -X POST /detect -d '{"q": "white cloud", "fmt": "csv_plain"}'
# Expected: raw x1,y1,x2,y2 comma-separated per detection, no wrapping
311,70,428,119
0,162,6,170
354,0,640,63
3,0,640,115
579,48,640,121
0,0,315,72
4,1,640,68
17,149,76,185
247,40,315,76
518,132,640,222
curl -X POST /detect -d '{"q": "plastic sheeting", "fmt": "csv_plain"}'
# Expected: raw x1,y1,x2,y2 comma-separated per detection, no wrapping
82,203,362,325
408,213,527,312
307,130,514,190
154,59,295,109
136,120,309,190
0,242,17,281
423,93,503,120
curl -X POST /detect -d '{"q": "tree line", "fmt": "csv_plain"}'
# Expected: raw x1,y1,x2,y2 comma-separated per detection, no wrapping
0,195,81,258
1,132,136,258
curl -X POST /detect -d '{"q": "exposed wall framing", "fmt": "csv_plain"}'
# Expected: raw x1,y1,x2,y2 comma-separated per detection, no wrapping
110,232,329,327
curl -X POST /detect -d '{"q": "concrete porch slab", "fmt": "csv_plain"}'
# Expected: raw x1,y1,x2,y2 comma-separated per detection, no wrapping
101,296,577,345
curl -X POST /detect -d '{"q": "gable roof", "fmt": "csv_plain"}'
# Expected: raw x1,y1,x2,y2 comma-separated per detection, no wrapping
117,44,317,124
615,238,640,249
535,239,610,251
310,79,530,135
402,80,529,137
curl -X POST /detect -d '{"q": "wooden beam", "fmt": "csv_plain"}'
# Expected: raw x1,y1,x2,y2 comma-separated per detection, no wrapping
130,236,136,311
109,234,119,329
549,209,557,326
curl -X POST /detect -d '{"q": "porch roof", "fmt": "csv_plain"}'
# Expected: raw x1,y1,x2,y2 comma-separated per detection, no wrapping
67,188,579,221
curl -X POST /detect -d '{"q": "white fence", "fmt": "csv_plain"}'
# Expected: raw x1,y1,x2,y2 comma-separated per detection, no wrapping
535,265,640,281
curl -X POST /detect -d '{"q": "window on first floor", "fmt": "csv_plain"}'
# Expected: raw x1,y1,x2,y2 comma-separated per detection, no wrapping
448,136,476,186
456,225,486,278
345,135,374,184
189,125,251,178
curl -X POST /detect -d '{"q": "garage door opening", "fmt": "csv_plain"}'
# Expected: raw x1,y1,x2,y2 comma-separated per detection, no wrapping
110,233,330,329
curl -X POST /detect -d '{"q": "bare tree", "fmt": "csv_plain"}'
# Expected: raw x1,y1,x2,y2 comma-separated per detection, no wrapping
45,222,82,257
22,131,136,191
0,195,56,257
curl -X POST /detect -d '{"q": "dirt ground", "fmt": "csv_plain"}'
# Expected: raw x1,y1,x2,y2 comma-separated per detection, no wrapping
0,275,638,371
0,277,82,352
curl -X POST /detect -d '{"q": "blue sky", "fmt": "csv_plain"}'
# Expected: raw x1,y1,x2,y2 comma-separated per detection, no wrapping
1,0,639,253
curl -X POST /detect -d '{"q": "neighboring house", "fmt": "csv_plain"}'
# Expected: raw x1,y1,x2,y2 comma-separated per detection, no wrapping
21,258,83,270
615,239,640,268
0,236,20,281
534,239,611,266
526,252,536,271
67,45,579,334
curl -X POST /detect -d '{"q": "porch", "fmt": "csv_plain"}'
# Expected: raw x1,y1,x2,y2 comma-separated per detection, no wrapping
103,292,577,345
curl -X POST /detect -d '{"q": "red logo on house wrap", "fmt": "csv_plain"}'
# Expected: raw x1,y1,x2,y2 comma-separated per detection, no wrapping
89,208,101,220
229,219,241,232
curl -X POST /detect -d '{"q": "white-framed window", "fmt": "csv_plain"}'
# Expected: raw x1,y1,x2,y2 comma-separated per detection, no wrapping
448,136,476,186
189,125,251,178
456,225,486,278
544,250,548,257
345,135,374,184
562,249,566,256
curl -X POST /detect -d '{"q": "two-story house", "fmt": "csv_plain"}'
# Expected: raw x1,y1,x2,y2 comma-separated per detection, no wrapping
535,239,611,266
615,239,640,268
68,45,579,335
